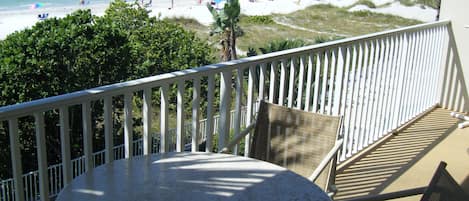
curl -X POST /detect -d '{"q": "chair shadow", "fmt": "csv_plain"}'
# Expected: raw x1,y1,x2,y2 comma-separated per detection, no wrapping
333,108,460,200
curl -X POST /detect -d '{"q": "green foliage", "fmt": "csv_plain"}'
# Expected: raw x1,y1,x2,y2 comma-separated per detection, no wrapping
259,39,307,54
351,10,373,17
314,35,345,44
207,0,242,61
355,0,376,8
242,15,274,24
0,0,212,178
399,0,440,8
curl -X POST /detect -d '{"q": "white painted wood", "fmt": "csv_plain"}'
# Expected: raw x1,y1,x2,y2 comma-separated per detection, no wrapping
357,41,369,149
143,88,152,155
339,46,352,160
351,42,364,151
233,68,244,154
59,107,72,185
103,97,114,162
349,45,360,154
312,53,321,112
81,102,93,171
375,38,388,139
205,75,215,152
160,84,169,153
305,53,314,111
327,50,337,115
297,56,305,110
124,93,133,158
377,37,390,136
259,63,267,101
288,57,296,108
362,40,375,146
279,59,287,106
269,61,278,104
320,51,329,114
245,66,255,156
191,79,200,152
218,71,232,151
385,36,399,133
333,48,345,116
34,112,50,201
342,46,354,158
176,81,185,152
8,119,25,201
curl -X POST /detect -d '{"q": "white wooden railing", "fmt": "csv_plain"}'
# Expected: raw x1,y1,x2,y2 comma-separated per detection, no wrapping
0,20,467,201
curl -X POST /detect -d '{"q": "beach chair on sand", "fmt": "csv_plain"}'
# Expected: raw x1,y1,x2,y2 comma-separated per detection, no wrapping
220,100,344,196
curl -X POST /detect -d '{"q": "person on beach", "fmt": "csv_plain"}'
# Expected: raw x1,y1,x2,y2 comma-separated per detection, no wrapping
80,0,85,5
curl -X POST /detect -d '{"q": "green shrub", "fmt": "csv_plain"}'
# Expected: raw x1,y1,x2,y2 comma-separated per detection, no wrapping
243,15,274,24
356,0,376,8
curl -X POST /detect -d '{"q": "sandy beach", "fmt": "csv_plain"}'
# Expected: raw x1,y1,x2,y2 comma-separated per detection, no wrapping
0,0,437,40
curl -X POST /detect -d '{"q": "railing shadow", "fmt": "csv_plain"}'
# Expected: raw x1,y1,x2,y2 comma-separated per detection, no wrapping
333,108,460,200
56,152,327,201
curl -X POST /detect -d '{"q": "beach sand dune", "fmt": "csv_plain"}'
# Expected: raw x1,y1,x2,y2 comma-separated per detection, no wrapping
0,0,437,40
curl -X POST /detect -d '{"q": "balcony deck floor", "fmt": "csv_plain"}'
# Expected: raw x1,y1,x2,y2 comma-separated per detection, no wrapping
334,108,469,201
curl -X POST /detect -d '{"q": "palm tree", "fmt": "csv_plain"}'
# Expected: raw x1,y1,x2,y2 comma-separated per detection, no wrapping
207,0,241,61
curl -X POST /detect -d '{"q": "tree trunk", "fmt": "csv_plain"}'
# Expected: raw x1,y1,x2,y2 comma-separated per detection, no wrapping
230,23,237,60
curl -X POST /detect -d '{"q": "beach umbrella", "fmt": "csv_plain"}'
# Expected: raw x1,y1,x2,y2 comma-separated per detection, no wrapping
30,2,44,9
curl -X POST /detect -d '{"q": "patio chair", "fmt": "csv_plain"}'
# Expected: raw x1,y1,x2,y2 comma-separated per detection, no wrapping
220,100,344,195
344,161,469,201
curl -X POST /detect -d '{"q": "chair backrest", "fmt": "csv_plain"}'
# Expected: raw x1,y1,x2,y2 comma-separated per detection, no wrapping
249,101,342,190
420,162,469,201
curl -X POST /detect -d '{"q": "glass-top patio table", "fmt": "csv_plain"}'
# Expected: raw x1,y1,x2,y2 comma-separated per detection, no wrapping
56,152,331,201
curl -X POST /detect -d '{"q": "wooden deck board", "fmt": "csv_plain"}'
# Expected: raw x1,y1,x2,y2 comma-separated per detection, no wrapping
334,108,468,201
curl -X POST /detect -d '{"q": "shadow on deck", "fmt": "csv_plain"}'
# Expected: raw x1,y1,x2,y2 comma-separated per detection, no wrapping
334,107,469,201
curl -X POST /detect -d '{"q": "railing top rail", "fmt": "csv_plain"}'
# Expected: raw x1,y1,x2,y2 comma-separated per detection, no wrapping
0,20,450,120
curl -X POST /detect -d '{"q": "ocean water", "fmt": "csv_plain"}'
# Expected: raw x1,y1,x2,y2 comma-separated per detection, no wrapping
0,0,111,12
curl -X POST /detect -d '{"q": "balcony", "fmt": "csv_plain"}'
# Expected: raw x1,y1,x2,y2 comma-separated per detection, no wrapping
0,20,467,201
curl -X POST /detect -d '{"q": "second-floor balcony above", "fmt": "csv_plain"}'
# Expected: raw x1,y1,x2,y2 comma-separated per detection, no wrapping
0,19,468,201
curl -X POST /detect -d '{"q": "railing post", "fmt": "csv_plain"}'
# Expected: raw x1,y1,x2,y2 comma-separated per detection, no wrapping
191,79,200,152
124,93,133,158
160,85,169,153
312,52,321,112
305,53,314,111
296,56,305,110
103,97,114,163
176,81,185,152
269,61,278,104
218,70,232,151
82,102,93,170
34,112,49,201
59,107,72,185
205,75,215,152
245,66,255,156
8,119,25,201
279,59,287,106
320,50,329,114
327,49,337,115
288,57,296,108
233,67,244,154
143,89,152,155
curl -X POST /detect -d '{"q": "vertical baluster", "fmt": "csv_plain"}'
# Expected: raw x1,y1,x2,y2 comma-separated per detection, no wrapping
434,26,446,104
176,81,185,152
421,29,434,107
327,49,337,115
34,112,49,201
245,66,255,156
205,75,215,152
320,51,329,114
363,40,375,146
269,61,278,104
339,46,352,160
426,28,437,105
345,45,358,156
279,59,287,106
357,41,370,149
58,107,72,186
351,43,363,152
142,88,152,155
160,84,169,153
312,52,321,112
333,47,345,116
305,53,314,111
259,63,266,101
103,97,114,163
80,102,93,171
8,119,25,201
233,68,244,154
377,37,391,135
371,39,386,140
395,33,410,127
123,93,133,158
218,71,232,151
380,37,394,137
288,57,296,108
387,35,402,131
296,56,305,109
410,31,423,116
403,32,417,122
191,79,200,152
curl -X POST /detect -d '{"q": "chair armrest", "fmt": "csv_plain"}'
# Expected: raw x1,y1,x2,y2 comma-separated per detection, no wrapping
219,123,256,153
344,187,426,201
308,139,343,182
